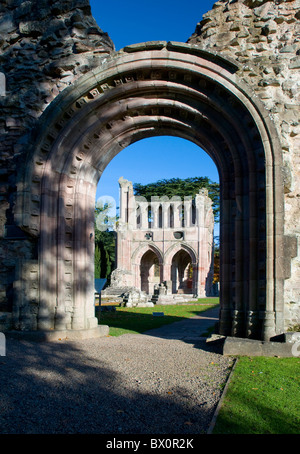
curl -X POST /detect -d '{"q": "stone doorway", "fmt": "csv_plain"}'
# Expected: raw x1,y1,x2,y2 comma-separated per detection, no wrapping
15,42,286,341
171,250,193,295
140,250,161,295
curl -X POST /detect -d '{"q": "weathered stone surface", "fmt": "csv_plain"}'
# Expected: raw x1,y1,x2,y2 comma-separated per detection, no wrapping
0,0,114,322
188,0,300,331
0,0,113,169
223,335,299,357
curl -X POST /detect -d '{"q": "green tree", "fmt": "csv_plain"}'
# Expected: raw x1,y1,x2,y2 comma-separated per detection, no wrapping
94,230,116,281
94,201,116,283
95,244,101,279
133,176,220,221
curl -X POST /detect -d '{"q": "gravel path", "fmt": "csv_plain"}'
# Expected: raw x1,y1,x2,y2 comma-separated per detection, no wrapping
0,309,233,435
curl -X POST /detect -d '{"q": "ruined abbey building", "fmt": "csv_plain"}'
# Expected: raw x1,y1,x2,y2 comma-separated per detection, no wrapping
101,177,214,306
0,0,299,344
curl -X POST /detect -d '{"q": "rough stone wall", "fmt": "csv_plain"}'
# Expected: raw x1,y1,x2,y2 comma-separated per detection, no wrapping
188,0,300,328
0,0,114,313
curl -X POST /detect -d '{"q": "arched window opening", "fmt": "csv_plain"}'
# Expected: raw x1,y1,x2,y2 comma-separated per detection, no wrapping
169,204,174,228
179,204,184,227
158,205,163,228
136,205,141,228
191,202,196,225
171,250,193,295
148,206,153,228
140,250,161,294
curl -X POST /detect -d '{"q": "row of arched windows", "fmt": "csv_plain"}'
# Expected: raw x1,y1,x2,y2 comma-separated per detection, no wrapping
136,203,197,229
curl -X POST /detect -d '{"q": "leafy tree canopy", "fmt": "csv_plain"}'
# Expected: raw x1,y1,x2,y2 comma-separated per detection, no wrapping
133,176,220,221
94,202,116,282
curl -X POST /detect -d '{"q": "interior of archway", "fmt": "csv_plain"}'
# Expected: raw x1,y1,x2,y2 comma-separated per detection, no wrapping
171,250,193,295
140,250,161,294
95,135,219,298
81,85,266,339
68,89,265,338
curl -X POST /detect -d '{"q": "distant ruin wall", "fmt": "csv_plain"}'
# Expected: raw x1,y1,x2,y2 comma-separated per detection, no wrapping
188,0,300,327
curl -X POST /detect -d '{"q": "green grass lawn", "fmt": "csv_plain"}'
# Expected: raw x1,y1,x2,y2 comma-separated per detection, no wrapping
98,298,219,336
213,356,300,434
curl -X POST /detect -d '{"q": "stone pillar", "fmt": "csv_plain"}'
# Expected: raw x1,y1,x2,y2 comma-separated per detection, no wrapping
152,202,160,229
162,203,169,229
184,197,192,227
38,190,57,331
247,174,260,339
218,197,232,336
140,202,149,229
195,191,205,297
231,193,245,338
118,177,129,223
13,260,39,331
173,202,182,228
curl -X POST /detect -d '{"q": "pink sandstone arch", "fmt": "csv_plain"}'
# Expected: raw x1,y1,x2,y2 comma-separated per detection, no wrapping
15,42,285,340
164,243,199,296
164,242,198,267
131,243,164,289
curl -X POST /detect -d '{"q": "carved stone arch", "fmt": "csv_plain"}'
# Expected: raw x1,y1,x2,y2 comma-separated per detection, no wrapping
164,242,199,296
133,244,164,295
131,243,164,267
164,242,197,267
15,42,286,340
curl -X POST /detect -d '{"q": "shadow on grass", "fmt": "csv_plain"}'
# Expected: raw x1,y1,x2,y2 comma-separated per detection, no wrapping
97,304,220,337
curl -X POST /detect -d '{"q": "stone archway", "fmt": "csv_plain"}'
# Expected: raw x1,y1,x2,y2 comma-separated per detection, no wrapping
171,250,193,295
164,242,199,297
15,42,286,341
131,243,164,292
140,250,161,295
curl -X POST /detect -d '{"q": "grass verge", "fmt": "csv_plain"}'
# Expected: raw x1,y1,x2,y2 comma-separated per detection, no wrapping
213,356,300,434
98,298,219,337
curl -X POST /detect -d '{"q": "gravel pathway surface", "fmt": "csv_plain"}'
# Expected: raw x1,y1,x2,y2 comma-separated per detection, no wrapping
0,308,233,434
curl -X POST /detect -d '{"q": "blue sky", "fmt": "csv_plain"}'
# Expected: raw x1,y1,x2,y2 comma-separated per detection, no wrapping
89,0,219,207
89,0,216,51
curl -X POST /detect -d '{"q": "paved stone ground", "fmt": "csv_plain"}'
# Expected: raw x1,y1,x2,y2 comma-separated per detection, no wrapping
0,307,233,434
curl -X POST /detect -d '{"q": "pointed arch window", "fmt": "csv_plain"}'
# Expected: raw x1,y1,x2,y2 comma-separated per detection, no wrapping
158,205,163,228
169,204,174,228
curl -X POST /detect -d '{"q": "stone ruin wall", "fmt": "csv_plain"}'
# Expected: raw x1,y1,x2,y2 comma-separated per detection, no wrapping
0,0,299,328
188,0,300,327
0,0,114,312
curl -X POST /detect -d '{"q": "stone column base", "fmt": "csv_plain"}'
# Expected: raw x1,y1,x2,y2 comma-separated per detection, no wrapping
223,334,299,357
5,325,109,342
